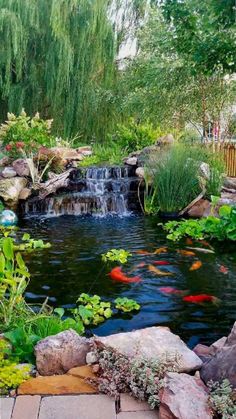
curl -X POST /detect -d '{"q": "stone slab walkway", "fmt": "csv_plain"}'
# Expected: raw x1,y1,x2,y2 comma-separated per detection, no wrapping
1,394,159,419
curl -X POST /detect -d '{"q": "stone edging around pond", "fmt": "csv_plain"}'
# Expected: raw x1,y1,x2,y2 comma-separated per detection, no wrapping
6,323,236,419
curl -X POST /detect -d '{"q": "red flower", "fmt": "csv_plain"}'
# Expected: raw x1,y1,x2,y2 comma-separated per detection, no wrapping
16,141,25,148
5,144,12,151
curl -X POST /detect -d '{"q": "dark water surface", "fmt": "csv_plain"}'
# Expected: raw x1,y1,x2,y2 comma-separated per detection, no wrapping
20,215,236,347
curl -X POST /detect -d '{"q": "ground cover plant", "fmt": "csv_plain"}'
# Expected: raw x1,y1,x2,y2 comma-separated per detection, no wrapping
163,205,236,242
208,379,236,419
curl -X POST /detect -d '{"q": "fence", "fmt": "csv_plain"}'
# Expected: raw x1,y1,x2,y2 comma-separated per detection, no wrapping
220,143,236,177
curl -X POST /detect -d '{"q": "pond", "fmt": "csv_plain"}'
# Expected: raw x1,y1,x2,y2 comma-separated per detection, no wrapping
19,215,236,348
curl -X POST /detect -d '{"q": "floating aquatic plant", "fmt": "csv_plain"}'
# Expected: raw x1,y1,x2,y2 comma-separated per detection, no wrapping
102,249,132,264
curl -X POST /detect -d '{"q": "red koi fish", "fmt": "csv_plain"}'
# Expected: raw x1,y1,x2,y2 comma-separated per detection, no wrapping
183,294,218,304
109,267,141,283
153,261,171,266
134,250,152,255
159,287,185,295
219,265,229,275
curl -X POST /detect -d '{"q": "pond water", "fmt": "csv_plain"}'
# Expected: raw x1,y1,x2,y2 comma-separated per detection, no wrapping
20,215,236,348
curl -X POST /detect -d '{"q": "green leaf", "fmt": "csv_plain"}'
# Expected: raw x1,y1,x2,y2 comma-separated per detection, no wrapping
3,238,14,260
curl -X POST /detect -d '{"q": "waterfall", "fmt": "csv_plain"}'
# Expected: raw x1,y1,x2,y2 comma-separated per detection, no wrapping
21,166,141,217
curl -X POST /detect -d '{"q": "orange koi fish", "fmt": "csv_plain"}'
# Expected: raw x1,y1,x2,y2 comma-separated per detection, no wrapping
219,265,229,275
159,287,185,295
186,238,193,245
109,267,141,283
189,260,202,271
148,264,173,276
153,247,168,255
177,250,195,257
183,294,219,304
134,250,152,255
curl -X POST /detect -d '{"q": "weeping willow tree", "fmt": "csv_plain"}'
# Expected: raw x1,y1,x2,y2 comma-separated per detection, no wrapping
0,0,119,141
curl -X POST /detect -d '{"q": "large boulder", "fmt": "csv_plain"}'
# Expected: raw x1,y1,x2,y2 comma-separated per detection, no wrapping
156,134,175,146
159,372,212,419
0,177,27,208
35,329,91,376
95,327,202,373
200,322,236,387
50,147,84,161
187,199,211,218
12,159,30,177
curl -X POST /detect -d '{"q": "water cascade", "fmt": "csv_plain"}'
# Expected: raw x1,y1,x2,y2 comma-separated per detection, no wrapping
21,166,141,217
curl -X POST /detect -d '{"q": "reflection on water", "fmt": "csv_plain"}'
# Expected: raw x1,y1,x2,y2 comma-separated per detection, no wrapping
19,215,236,347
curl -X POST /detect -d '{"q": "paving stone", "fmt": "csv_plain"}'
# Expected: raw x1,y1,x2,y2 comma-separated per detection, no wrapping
0,398,15,419
39,395,116,419
11,396,41,419
117,412,158,419
120,394,151,411
18,374,97,395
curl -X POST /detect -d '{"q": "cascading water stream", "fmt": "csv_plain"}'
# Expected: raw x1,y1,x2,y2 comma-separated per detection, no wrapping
21,166,141,217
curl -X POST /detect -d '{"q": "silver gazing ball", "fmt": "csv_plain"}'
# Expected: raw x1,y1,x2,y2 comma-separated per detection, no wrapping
0,210,18,226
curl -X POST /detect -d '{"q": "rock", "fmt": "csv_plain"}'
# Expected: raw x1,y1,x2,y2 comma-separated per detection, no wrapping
12,159,30,177
156,133,175,146
19,187,32,200
35,329,91,376
193,344,212,362
0,177,27,208
199,162,210,180
95,327,202,373
159,372,212,419
0,156,10,167
209,336,227,355
86,351,98,364
187,199,211,218
77,146,93,156
135,167,145,178
201,322,236,387
124,157,138,166
51,147,84,161
223,177,236,190
1,166,17,178
18,374,97,395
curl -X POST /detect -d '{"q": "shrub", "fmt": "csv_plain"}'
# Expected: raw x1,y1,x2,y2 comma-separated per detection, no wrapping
79,142,127,167
146,145,201,213
205,154,225,199
0,110,55,158
113,119,159,153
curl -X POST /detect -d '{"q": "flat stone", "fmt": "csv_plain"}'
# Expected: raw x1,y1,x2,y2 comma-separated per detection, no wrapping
39,395,116,419
11,396,41,419
159,372,212,419
67,365,96,379
120,394,151,411
35,329,91,375
118,412,158,418
201,321,236,387
77,146,92,156
125,157,138,166
18,187,31,200
18,374,97,395
0,398,15,419
96,327,202,373
1,167,17,178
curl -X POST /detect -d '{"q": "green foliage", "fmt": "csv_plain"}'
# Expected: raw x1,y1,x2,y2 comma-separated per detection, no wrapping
0,237,31,330
208,379,236,419
79,143,127,167
163,205,236,242
95,346,179,408
74,294,113,326
1,110,55,157
114,298,140,313
205,154,225,199
112,119,159,153
102,249,132,264
146,145,201,213
0,228,51,253
0,339,31,394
